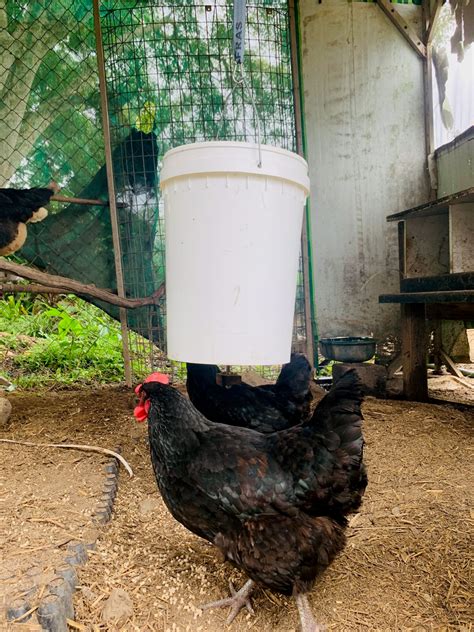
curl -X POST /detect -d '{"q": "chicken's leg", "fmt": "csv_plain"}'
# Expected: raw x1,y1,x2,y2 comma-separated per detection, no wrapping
199,579,255,624
295,593,325,632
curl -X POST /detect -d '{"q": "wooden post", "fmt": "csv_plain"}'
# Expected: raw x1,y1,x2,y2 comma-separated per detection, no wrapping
401,303,428,401
93,0,132,387
422,0,437,199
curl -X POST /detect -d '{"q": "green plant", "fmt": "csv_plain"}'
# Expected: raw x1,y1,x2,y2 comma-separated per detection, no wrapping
0,294,126,388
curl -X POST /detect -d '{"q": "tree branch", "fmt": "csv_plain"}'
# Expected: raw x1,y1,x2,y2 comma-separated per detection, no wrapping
0,260,165,309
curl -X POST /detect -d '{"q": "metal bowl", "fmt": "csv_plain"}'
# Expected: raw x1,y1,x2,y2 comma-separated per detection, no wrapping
319,336,376,363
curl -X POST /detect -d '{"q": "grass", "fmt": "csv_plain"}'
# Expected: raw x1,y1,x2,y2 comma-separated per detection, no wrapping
0,294,126,388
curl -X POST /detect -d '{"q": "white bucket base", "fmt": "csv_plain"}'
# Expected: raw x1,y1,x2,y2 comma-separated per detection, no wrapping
161,142,310,366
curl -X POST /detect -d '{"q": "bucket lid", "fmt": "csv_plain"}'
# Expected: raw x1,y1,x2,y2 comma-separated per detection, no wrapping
160,141,310,194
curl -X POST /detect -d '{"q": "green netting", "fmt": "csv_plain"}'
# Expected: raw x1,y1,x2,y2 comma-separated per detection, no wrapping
2,0,310,379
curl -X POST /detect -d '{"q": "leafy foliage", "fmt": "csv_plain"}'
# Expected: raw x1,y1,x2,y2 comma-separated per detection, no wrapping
0,294,126,387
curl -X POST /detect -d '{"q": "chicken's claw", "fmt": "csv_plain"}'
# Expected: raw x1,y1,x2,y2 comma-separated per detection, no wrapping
199,578,255,625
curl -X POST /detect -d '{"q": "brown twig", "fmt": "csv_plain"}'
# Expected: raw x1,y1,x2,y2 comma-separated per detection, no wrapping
0,259,165,309
0,438,134,477
50,194,110,206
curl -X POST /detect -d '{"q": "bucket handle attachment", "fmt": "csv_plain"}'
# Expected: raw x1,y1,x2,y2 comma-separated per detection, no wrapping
213,1,263,168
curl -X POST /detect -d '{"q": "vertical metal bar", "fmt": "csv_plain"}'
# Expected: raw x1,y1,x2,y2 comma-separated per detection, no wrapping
93,0,133,387
288,0,315,367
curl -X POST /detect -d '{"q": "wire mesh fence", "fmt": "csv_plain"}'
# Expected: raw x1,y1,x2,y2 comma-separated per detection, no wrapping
0,0,132,387
100,0,308,379
1,0,310,386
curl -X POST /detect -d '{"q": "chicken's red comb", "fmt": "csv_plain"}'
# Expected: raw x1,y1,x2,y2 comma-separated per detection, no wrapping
134,372,169,395
133,373,169,422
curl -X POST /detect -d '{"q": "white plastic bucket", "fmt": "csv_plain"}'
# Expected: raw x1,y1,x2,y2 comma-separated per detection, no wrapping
161,141,310,365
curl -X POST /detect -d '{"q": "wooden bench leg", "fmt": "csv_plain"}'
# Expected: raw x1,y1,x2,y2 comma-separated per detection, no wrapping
401,304,428,401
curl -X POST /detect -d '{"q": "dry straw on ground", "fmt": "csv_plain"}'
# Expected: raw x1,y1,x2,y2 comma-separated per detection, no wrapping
1,386,472,631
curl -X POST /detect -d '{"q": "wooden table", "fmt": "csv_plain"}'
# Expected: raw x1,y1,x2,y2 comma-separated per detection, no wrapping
379,187,474,401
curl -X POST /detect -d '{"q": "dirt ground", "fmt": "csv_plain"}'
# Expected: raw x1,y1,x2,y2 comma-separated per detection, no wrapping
1,386,473,631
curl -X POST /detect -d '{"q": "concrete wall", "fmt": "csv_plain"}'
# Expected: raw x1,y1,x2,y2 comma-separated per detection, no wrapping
299,1,429,343
436,126,474,197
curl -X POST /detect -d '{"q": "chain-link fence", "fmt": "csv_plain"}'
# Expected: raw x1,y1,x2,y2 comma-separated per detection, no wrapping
1,0,312,386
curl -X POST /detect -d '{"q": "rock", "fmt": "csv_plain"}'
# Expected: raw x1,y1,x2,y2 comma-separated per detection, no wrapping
55,564,77,591
64,541,87,566
101,588,133,624
0,397,12,426
80,586,99,604
37,594,68,632
47,577,74,619
386,376,403,398
139,496,161,516
6,598,32,622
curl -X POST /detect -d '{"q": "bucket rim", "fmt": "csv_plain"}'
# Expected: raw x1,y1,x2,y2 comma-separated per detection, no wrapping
162,140,308,166
161,141,310,194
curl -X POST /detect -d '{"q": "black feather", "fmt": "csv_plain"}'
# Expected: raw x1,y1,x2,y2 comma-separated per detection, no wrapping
186,353,313,433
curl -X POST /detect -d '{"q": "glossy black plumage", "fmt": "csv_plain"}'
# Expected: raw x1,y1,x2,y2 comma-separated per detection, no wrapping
186,354,313,433
0,188,54,223
0,187,54,255
141,370,367,597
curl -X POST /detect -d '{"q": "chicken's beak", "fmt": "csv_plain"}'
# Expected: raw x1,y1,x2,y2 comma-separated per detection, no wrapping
133,385,149,422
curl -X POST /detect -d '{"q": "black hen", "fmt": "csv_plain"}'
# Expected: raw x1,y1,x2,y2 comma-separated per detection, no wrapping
0,185,56,256
186,354,313,433
138,371,367,630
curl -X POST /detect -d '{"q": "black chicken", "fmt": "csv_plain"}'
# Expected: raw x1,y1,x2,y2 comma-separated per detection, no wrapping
0,183,58,256
136,370,367,631
186,354,314,433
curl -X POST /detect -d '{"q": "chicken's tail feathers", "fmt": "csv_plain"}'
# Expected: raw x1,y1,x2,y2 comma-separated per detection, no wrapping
308,369,364,455
274,353,313,400
186,363,219,385
314,370,367,509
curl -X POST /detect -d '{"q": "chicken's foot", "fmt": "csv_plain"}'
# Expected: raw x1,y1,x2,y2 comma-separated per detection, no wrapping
295,593,325,632
199,579,255,624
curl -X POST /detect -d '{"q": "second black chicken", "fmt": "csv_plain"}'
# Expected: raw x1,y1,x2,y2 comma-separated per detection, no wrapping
186,353,313,433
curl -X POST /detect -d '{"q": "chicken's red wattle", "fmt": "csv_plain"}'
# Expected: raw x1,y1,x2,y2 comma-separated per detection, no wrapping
133,372,169,421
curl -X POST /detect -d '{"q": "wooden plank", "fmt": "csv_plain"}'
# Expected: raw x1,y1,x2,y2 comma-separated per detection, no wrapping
387,353,403,378
398,221,406,287
432,319,443,373
401,303,428,401
379,290,474,304
440,349,464,378
435,124,474,158
375,0,427,58
426,302,474,320
401,272,474,293
449,203,474,273
422,0,436,197
426,0,445,45
386,186,474,221
405,214,449,277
